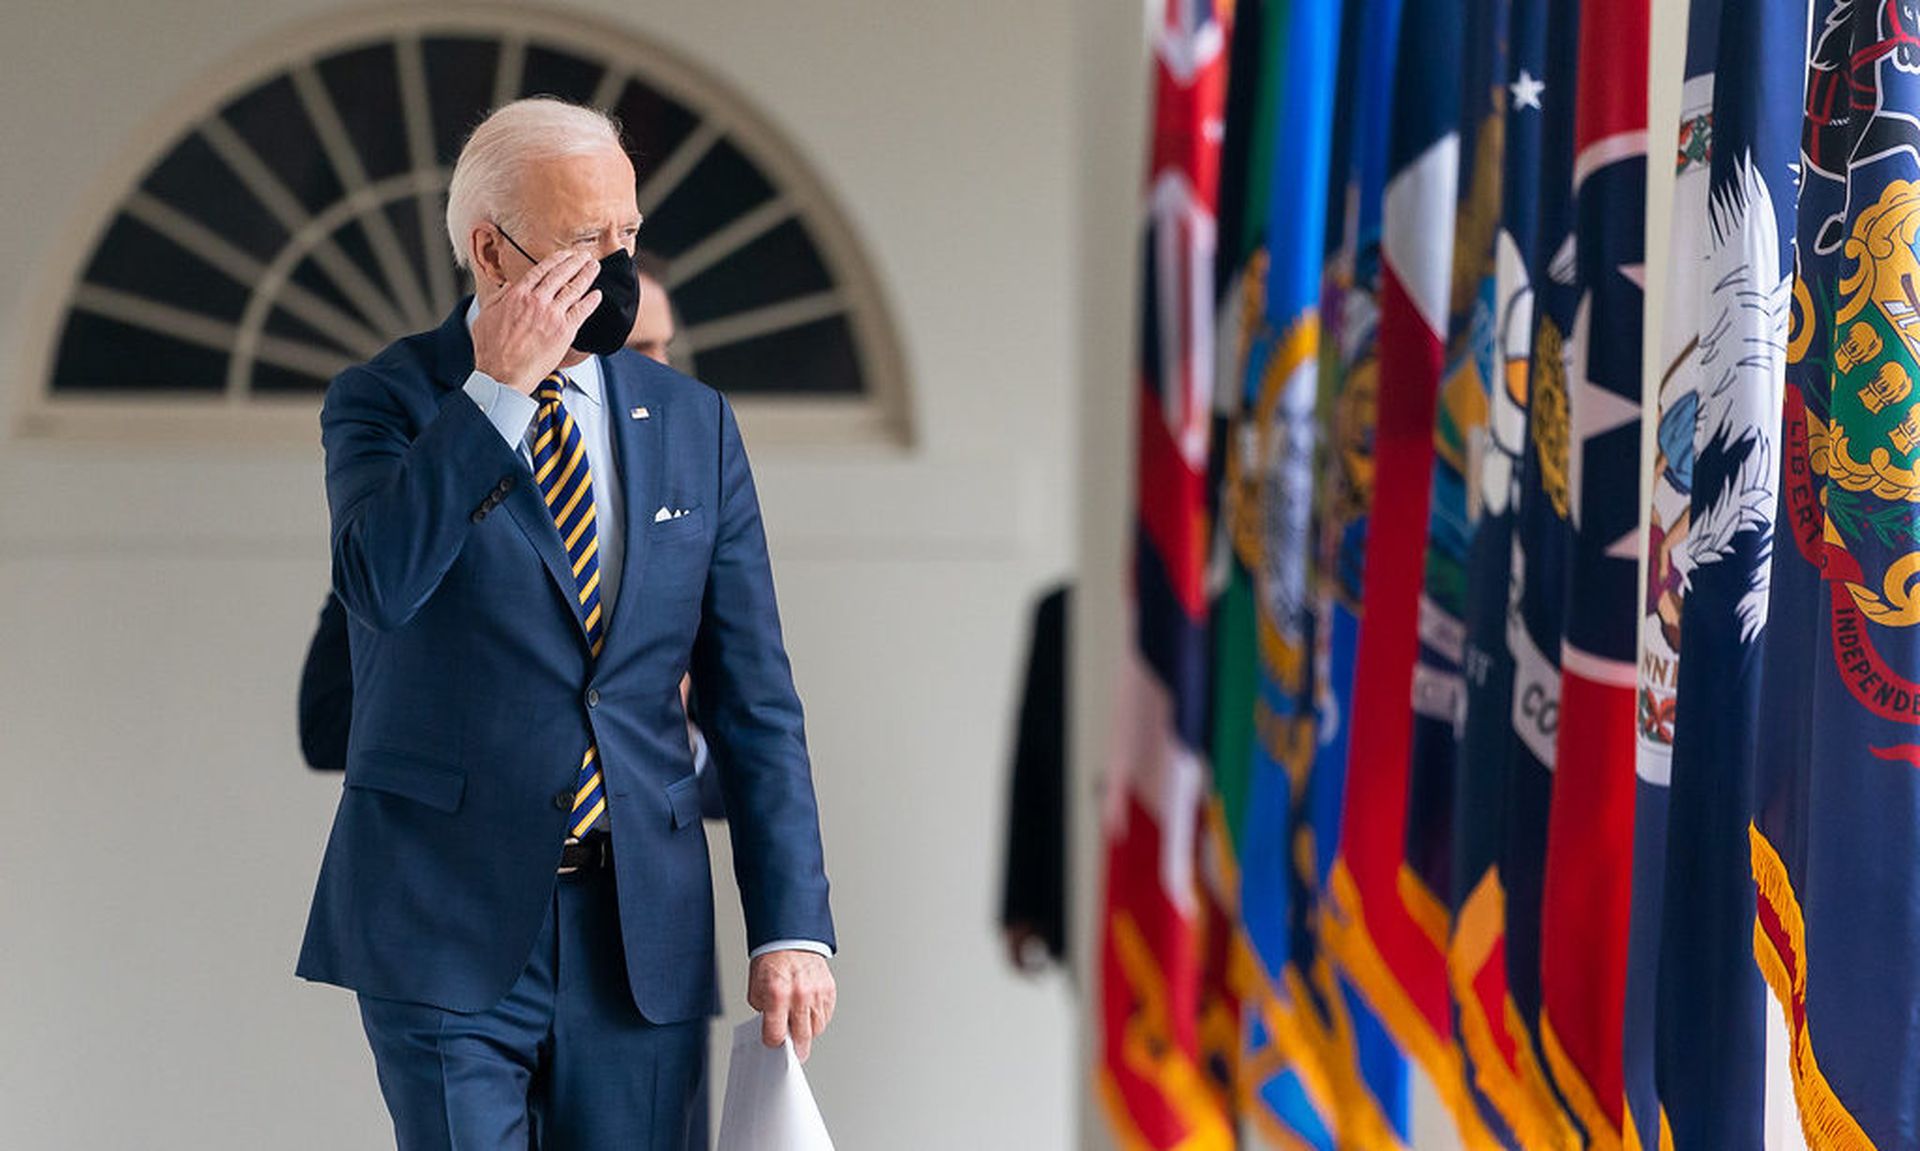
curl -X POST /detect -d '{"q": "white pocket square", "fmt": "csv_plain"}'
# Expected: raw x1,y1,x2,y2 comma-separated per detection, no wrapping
654,506,693,523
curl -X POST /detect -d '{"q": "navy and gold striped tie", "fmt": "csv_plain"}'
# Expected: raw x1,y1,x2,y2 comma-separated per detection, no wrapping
532,372,607,837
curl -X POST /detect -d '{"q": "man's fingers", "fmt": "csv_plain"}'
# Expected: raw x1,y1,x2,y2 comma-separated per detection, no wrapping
554,253,601,306
790,1003,814,1063
563,289,602,329
526,248,593,298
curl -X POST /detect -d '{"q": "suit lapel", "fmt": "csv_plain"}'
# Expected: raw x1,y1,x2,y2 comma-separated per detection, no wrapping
430,298,592,646
500,479,594,643
601,356,663,659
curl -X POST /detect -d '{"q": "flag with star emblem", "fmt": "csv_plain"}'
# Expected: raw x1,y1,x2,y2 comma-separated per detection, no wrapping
1095,1,1238,1146
1482,0,1589,1145
1534,0,1648,1140
1487,0,1587,1141
1444,0,1580,1141
1748,0,1920,1140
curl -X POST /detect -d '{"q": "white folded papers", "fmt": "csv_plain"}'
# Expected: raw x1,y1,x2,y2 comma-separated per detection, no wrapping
715,1017,835,1151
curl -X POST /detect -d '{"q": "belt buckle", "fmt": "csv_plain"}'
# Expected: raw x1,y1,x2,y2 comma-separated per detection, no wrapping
557,833,609,877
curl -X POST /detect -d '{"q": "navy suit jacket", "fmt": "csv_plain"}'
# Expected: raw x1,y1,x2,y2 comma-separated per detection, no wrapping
297,300,833,1022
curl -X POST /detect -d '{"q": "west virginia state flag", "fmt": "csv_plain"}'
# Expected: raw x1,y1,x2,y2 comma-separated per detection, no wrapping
1750,0,1920,1142
1096,2,1236,1147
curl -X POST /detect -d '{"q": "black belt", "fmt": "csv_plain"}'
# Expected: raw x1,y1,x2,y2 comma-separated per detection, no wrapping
557,833,613,875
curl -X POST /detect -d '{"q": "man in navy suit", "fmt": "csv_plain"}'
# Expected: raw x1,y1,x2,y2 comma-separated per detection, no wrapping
297,97,835,1150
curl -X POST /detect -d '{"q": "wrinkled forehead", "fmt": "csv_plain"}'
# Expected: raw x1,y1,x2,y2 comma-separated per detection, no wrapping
513,145,639,235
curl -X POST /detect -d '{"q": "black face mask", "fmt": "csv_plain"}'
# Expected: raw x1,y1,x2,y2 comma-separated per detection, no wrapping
495,225,641,356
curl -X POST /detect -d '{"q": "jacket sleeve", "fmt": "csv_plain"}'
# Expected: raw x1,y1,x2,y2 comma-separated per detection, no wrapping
297,595,354,772
688,395,836,953
321,368,523,631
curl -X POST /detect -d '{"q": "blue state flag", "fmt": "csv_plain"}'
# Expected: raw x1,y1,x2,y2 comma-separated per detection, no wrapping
1753,0,1920,1141
1646,0,1803,1143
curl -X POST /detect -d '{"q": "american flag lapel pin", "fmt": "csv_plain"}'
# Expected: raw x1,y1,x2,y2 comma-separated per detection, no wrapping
629,405,651,420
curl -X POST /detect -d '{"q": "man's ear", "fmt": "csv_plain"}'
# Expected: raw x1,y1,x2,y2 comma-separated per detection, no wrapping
470,225,506,289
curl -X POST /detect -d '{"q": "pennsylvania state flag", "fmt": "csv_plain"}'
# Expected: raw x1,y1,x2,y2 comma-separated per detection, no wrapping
1751,0,1920,1142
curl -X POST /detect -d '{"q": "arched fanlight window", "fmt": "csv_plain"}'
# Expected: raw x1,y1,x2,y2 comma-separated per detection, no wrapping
21,5,910,445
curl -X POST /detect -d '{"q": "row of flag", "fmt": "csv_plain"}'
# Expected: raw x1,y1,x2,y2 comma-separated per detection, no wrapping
1096,0,1920,1145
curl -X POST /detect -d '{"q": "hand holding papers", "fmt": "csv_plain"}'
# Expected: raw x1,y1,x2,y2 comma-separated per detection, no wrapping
716,1017,834,1151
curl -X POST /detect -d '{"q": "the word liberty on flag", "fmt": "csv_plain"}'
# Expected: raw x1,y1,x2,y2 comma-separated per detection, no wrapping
1095,0,1238,1147
1751,0,1920,1141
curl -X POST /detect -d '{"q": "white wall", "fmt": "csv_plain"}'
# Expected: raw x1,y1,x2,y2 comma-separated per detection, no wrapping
0,1,1078,1147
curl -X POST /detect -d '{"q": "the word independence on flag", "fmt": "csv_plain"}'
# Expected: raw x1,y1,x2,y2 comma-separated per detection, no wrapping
1752,0,1920,1141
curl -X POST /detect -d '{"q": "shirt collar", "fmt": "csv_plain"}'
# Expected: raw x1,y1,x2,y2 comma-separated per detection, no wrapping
465,296,604,408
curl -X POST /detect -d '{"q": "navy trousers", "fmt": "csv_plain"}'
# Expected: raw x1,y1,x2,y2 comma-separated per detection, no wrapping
358,867,707,1151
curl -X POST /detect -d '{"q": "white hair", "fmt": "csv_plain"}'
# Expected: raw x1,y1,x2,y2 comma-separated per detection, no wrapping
444,97,626,270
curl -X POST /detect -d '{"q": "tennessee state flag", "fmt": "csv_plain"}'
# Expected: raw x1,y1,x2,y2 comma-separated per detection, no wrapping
1535,0,1648,1142
1095,1,1236,1147
1323,0,1490,1137
1750,0,1920,1141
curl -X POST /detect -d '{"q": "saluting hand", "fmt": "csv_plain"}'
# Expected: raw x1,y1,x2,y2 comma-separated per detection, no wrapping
472,247,601,395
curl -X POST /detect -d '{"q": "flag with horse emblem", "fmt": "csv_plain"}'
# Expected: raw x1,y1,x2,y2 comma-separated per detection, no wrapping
1751,0,1920,1141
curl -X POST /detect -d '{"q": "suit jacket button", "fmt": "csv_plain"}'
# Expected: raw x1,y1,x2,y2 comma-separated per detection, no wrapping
497,477,514,494
586,688,600,709
553,789,572,811
470,509,487,523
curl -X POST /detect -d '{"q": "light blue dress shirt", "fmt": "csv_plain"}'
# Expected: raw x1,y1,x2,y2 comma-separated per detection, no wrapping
459,299,828,962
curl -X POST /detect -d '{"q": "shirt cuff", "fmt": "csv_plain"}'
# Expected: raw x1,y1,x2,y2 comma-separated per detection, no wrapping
461,370,539,447
750,939,834,960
